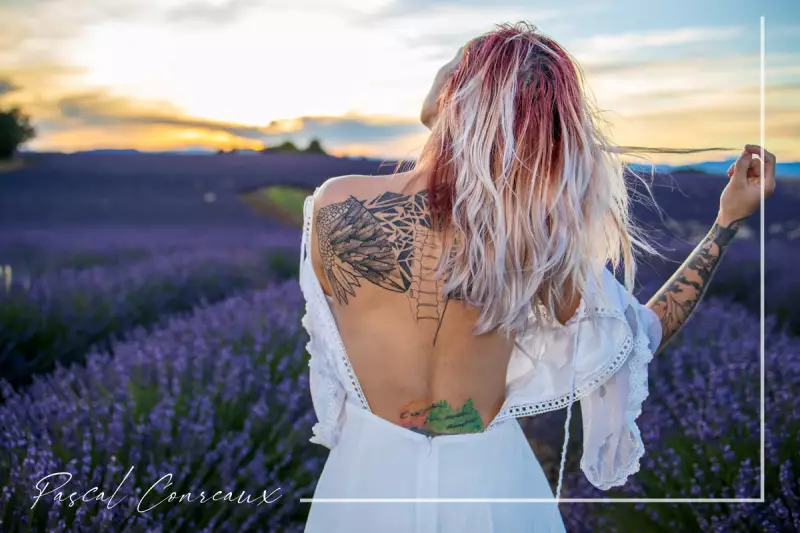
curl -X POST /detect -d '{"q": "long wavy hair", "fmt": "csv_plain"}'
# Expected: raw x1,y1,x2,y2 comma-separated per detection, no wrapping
415,21,729,336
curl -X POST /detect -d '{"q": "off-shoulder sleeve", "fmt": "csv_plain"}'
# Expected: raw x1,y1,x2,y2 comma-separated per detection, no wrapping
299,191,347,450
578,291,662,490
303,306,346,449
501,268,662,491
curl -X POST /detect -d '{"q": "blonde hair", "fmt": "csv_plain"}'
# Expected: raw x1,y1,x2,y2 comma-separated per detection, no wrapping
415,21,728,336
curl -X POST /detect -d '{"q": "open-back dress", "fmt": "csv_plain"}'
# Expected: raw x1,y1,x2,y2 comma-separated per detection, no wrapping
298,190,662,533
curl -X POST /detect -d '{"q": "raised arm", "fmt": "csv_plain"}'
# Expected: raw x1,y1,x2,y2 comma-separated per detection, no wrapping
420,47,463,129
646,144,776,355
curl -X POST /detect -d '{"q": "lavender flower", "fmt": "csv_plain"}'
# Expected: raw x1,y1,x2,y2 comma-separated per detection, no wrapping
0,245,298,389
556,297,799,532
0,281,323,532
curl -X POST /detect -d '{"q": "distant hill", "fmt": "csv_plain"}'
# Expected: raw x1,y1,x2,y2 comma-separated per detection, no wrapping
17,149,799,176
159,148,217,155
72,149,143,155
629,159,800,178
21,148,215,156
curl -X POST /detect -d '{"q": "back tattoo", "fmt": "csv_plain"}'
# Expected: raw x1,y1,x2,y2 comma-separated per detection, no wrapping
315,189,460,342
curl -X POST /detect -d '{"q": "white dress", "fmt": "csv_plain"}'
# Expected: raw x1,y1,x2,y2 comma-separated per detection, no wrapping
298,192,663,533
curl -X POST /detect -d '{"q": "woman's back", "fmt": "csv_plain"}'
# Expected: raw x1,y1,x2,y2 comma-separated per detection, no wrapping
302,19,774,533
305,19,637,445
309,171,521,436
301,163,665,533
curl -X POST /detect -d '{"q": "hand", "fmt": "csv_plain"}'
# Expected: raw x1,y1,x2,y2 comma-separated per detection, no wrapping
420,47,464,129
717,144,776,227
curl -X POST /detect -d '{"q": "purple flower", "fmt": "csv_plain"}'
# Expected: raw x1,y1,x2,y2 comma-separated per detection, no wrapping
559,295,799,532
0,281,323,531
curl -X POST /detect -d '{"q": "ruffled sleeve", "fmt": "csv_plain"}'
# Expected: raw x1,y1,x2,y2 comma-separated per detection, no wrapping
302,304,346,449
299,191,347,450
578,288,662,490
500,268,663,491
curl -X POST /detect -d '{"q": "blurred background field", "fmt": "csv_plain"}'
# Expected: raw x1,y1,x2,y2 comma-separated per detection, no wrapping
3,0,799,527
0,151,798,532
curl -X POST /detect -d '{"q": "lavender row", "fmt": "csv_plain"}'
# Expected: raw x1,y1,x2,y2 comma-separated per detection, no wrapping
0,245,299,390
3,154,798,236
544,296,800,532
0,153,394,231
0,281,323,533
636,238,800,335
0,227,301,277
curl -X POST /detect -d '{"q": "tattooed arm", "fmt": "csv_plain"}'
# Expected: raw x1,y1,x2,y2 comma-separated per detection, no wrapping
646,216,744,354
646,144,776,355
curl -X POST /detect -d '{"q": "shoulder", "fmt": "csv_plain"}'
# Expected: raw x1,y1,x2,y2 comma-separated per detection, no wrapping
307,174,391,298
313,174,386,210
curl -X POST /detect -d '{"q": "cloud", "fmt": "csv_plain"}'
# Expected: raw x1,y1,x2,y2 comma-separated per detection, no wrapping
0,0,148,51
403,16,560,54
4,1,797,161
0,79,19,96
166,0,265,23
330,131,431,159
0,0,148,116
390,23,745,70
54,91,279,139
566,26,745,69
771,121,799,140
377,0,553,18
575,51,800,120
289,116,425,144
165,0,358,24
574,26,742,56
23,79,800,161
608,93,800,163
39,89,426,153
359,0,569,42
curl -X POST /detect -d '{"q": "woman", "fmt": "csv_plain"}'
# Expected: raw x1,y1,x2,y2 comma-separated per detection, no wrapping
298,22,775,533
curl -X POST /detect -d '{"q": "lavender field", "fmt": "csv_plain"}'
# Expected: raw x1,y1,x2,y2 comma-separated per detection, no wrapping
1,153,798,532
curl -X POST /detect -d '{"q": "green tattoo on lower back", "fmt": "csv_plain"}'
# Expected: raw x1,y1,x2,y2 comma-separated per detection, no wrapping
398,398,484,437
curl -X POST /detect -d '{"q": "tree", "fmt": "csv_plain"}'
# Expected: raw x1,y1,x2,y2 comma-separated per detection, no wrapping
260,139,329,155
272,140,299,152
304,138,327,155
0,107,35,159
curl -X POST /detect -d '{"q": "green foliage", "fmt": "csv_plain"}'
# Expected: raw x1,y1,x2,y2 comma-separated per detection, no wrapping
562,299,799,532
0,287,324,531
265,250,300,280
0,251,298,391
304,138,327,155
0,107,35,160
261,138,328,155
269,141,299,152
264,185,308,217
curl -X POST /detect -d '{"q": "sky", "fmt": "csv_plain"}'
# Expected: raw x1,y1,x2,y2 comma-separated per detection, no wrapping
0,0,798,163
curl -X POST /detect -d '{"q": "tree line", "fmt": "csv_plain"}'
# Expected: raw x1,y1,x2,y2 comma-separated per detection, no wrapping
217,138,328,156
0,105,330,160
0,107,35,160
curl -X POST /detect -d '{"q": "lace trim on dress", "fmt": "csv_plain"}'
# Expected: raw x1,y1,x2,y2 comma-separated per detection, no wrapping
300,289,342,448
483,305,633,431
307,357,342,448
579,304,655,490
301,193,371,445
304,193,372,412
301,188,656,471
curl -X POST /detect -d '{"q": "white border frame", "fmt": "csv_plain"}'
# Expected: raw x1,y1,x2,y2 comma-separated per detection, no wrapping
301,15,767,506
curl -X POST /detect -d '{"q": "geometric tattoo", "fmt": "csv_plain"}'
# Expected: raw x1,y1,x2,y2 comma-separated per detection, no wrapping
648,217,746,353
398,397,484,437
315,189,460,344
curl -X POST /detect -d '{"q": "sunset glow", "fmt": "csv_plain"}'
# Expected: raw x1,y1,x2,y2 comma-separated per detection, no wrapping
1,0,797,163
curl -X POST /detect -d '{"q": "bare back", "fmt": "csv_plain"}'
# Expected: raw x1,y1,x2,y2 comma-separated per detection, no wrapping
309,171,515,437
